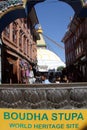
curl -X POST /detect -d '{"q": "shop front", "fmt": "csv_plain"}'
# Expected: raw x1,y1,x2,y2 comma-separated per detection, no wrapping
2,51,18,84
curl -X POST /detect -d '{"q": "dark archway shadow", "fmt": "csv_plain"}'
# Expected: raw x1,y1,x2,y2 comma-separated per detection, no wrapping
0,0,45,34
0,8,26,34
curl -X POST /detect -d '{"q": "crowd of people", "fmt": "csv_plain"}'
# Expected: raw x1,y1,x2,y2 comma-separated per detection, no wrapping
22,64,83,84
22,62,85,84
35,72,69,84
22,65,69,84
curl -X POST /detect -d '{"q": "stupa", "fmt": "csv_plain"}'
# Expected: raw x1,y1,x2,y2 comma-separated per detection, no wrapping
36,25,65,72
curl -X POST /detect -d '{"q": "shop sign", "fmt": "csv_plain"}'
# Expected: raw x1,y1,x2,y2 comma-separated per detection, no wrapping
0,109,87,130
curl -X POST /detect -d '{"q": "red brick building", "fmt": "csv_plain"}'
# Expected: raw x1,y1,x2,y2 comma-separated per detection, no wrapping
1,7,39,84
62,16,87,82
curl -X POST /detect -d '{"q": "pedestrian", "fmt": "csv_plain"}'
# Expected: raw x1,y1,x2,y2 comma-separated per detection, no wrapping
41,74,51,84
28,65,36,84
25,68,30,84
55,76,61,83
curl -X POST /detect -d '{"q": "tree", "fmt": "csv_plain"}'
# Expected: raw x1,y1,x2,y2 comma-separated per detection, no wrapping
57,66,64,71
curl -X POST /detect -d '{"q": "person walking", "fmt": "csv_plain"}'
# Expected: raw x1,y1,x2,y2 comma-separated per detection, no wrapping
28,65,36,84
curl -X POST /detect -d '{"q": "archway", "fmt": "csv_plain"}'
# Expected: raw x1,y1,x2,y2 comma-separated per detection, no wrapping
0,0,87,34
0,0,26,34
0,0,87,83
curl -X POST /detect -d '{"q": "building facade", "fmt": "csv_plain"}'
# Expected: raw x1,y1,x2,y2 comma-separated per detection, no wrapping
1,8,39,84
62,16,87,82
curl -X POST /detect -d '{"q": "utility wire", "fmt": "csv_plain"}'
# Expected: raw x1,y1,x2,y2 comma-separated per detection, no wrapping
46,41,61,56
42,33,64,50
44,36,65,62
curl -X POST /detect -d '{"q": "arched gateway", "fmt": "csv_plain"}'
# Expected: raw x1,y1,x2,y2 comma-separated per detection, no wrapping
0,0,87,34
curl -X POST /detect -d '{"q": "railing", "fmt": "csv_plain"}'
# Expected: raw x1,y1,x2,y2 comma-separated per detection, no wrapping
0,83,87,109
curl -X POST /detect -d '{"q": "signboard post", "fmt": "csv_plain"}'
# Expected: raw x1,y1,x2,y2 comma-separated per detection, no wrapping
0,109,87,130
0,84,87,130
0,38,2,84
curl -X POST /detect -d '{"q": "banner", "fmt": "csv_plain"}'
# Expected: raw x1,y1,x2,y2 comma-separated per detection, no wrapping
0,109,87,130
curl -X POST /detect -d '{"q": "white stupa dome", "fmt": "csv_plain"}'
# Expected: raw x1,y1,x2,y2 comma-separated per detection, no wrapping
36,25,65,72
37,48,65,72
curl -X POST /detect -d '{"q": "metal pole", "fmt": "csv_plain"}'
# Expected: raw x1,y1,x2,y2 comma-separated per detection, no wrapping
0,37,2,84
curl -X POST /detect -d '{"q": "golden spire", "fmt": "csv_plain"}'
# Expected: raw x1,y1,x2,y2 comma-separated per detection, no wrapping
36,24,43,33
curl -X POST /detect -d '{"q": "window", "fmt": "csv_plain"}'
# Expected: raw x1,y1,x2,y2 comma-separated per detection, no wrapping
19,33,22,49
4,25,10,38
13,22,17,43
23,36,26,54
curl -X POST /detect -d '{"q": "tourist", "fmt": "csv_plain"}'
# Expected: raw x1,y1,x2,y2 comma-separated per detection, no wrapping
41,74,51,84
28,65,36,84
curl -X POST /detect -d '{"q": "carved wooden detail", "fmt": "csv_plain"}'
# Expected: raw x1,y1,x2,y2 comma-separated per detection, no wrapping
0,84,87,109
